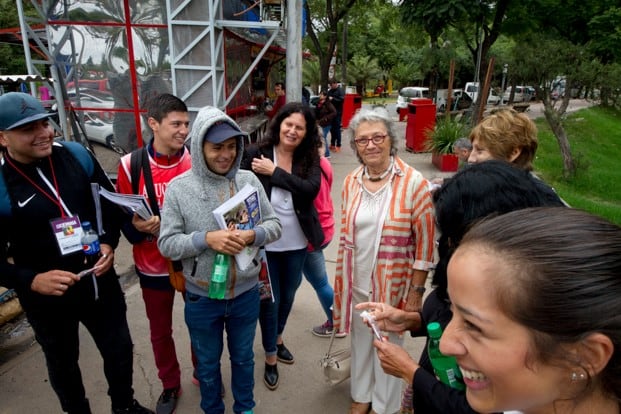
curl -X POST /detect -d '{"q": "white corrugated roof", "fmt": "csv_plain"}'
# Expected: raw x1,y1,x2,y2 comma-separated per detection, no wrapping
0,74,52,83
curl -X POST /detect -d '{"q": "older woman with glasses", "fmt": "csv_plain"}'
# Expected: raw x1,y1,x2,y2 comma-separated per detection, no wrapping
333,108,435,414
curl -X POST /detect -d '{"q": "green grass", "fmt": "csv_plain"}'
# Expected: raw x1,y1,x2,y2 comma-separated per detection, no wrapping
533,106,621,225
362,94,396,107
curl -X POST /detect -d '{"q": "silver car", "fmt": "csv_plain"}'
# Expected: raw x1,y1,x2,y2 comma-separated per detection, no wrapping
395,87,430,113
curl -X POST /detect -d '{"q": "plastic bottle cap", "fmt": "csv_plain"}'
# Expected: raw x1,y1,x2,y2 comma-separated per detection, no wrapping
82,221,91,231
427,322,442,338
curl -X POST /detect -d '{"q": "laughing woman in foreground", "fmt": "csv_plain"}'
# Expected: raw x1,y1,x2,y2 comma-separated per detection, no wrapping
442,207,620,414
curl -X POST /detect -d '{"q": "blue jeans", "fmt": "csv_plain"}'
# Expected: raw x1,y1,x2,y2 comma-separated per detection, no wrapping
321,125,331,157
302,248,334,324
259,248,306,356
185,286,259,414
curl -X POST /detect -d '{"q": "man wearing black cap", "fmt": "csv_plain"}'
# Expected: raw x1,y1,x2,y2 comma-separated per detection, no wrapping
327,79,344,152
0,92,153,414
158,106,281,414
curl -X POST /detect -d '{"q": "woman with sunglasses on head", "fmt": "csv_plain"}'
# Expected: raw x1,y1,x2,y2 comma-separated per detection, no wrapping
333,107,436,414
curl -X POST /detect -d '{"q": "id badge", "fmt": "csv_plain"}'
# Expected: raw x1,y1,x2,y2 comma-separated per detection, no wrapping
50,216,84,255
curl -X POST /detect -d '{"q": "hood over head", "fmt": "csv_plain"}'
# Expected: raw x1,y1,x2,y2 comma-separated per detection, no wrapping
189,106,248,180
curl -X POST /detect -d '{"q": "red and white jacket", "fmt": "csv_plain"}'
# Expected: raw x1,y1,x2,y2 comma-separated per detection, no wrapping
116,145,191,278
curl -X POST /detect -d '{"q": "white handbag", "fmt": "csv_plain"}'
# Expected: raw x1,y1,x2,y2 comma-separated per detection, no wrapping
319,328,351,385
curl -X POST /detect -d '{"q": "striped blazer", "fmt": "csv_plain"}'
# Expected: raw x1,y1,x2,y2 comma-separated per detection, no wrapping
333,156,436,333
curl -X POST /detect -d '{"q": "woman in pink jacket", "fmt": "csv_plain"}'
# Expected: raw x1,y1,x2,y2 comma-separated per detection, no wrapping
303,139,345,338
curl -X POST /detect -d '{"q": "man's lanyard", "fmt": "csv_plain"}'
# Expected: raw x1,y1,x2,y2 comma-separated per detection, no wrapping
4,155,72,218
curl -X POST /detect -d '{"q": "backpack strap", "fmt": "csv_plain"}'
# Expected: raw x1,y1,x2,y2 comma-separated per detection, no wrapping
129,147,160,217
128,147,183,271
61,141,94,178
0,161,9,218
140,147,160,217
130,148,142,195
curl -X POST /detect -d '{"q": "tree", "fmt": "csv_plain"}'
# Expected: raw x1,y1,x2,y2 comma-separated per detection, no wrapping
513,0,621,178
345,1,427,88
347,55,382,94
0,0,40,75
302,59,322,93
304,0,359,88
399,0,520,100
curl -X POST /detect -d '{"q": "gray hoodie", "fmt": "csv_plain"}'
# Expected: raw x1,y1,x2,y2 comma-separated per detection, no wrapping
158,106,281,298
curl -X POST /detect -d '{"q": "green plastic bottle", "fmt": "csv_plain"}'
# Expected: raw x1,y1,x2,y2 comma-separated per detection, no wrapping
427,322,465,390
208,253,229,299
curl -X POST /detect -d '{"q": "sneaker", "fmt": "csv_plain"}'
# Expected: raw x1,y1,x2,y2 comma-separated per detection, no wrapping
155,387,181,414
329,145,336,151
112,399,154,414
312,321,347,338
334,146,341,153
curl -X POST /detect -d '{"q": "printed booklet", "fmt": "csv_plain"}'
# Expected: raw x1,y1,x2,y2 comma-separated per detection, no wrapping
212,183,273,300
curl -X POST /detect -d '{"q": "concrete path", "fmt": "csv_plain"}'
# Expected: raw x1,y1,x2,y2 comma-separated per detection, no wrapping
0,99,592,413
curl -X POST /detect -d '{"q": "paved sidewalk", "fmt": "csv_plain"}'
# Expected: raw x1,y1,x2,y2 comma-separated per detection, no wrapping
0,111,450,413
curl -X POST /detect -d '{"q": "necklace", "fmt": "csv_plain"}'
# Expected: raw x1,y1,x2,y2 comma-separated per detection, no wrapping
364,157,394,182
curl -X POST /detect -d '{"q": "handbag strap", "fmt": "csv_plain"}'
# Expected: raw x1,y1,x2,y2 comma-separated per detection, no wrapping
326,325,339,356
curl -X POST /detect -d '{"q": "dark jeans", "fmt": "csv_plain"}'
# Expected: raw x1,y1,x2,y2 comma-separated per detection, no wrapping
27,273,134,414
185,286,259,414
259,248,307,356
329,115,342,147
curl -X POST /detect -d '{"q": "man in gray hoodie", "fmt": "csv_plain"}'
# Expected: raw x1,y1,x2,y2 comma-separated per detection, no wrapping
158,106,281,414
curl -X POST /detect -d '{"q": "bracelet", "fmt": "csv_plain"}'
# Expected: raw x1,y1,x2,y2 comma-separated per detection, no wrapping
410,285,426,294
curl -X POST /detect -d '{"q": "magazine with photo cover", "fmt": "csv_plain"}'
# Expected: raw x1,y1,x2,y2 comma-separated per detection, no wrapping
212,184,273,301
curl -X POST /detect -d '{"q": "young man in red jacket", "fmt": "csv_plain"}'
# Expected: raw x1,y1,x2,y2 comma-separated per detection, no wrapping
116,94,192,414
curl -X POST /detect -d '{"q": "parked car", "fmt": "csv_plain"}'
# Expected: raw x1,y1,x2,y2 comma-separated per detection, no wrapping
502,86,532,104
81,113,126,154
66,78,109,93
487,89,502,105
67,89,115,121
525,86,537,101
436,89,473,112
395,86,430,113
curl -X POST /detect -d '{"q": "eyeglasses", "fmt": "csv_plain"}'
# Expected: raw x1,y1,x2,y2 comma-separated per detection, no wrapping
354,134,388,147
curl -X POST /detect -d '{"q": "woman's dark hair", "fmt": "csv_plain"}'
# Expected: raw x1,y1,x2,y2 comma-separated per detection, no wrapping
261,102,320,177
432,160,564,299
459,207,621,400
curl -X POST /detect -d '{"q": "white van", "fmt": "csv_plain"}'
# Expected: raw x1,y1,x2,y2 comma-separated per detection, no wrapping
395,86,430,113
